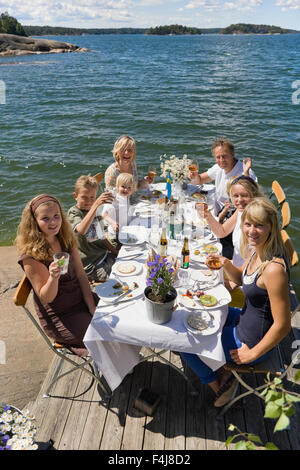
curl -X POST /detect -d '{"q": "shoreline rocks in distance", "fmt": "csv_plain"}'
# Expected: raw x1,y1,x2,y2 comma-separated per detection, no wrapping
0,33,89,56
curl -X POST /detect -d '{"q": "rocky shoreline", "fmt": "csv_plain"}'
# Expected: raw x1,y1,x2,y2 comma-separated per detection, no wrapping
0,33,89,57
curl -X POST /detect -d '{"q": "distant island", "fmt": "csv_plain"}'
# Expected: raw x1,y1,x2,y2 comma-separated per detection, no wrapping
220,23,298,34
146,24,202,35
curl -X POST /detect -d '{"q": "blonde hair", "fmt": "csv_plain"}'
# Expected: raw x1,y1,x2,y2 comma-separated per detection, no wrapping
240,197,289,273
227,175,264,200
116,172,136,191
112,135,136,162
74,174,98,194
15,195,77,262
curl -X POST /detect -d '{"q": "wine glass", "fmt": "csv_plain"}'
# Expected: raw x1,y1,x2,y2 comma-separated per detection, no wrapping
189,160,198,182
174,268,191,288
147,165,157,191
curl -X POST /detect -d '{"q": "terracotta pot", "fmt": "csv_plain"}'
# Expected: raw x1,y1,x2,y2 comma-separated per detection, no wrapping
144,286,177,325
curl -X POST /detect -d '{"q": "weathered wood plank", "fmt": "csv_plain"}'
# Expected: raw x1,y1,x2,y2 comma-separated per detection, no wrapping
99,374,132,450
121,360,152,450
164,352,186,450
78,384,110,450
143,350,170,450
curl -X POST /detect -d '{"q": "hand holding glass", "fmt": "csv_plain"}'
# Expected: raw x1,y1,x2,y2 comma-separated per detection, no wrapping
53,252,70,275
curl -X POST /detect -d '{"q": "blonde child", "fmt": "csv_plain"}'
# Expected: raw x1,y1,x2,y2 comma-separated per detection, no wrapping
15,194,98,356
67,175,117,283
102,173,136,247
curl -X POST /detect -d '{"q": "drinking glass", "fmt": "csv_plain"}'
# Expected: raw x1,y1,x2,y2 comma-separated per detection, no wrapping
147,165,157,191
174,268,191,288
53,252,70,275
189,160,198,175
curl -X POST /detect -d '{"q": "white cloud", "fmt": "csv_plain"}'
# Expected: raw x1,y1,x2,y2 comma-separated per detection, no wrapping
3,0,135,25
276,0,300,9
224,0,262,10
183,0,220,10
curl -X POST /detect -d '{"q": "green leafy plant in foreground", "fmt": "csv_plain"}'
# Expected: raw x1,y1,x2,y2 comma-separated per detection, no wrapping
226,370,300,450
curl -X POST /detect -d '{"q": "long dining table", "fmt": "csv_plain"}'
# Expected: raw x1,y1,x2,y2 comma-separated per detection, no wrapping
83,183,231,394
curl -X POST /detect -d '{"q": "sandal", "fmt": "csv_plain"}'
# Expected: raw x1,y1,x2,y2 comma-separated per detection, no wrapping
214,375,238,408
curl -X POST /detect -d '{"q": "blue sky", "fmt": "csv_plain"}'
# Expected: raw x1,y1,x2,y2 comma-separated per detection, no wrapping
2,0,300,30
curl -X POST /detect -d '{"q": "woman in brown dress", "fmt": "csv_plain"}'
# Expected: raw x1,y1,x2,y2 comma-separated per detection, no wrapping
15,194,98,356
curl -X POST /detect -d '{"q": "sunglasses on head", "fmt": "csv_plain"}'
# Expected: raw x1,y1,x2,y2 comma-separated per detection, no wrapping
231,175,256,186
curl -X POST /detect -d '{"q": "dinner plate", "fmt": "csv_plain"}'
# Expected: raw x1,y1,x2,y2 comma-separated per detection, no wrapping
183,312,220,336
118,227,146,245
178,284,231,310
190,268,219,287
113,260,143,277
95,277,144,303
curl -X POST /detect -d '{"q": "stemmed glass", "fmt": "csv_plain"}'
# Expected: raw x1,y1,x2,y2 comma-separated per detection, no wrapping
189,160,198,175
147,165,157,191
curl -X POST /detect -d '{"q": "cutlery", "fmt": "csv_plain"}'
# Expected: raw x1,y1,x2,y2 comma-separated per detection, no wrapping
119,252,144,260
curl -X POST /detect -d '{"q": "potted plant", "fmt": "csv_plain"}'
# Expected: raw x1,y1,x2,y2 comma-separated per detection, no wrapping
145,252,178,324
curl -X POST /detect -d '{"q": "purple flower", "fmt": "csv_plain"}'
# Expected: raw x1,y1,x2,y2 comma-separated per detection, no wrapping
157,277,164,284
155,254,160,260
146,279,153,287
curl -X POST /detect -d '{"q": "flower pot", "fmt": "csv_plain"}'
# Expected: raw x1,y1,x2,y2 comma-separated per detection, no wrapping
144,286,177,325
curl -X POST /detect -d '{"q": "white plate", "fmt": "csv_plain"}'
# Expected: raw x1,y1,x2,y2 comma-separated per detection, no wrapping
190,268,219,287
95,277,144,303
178,284,231,310
113,260,143,277
153,183,167,192
183,311,220,336
118,227,146,245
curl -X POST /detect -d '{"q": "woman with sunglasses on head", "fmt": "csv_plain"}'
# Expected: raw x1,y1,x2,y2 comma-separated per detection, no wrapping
196,175,265,269
182,197,291,407
104,135,153,192
15,194,98,357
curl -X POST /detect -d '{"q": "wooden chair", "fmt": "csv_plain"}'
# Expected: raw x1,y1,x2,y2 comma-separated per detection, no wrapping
269,180,286,205
281,229,299,268
217,298,300,418
93,172,103,184
281,201,291,229
13,275,111,399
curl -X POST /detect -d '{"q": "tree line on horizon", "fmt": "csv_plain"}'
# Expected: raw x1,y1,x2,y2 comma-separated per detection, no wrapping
0,12,298,37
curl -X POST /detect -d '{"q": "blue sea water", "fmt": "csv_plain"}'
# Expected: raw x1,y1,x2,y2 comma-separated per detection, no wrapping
0,33,299,295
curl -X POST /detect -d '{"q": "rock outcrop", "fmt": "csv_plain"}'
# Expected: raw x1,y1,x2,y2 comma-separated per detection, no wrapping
0,33,89,56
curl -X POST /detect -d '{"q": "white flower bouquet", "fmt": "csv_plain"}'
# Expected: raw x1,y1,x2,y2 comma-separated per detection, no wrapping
0,403,38,450
160,154,192,183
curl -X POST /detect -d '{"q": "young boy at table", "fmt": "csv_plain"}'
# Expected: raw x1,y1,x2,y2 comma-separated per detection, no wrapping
67,174,118,283
102,173,136,249
189,137,257,258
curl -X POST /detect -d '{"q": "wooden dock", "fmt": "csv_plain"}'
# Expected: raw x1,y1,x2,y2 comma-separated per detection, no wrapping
27,331,300,451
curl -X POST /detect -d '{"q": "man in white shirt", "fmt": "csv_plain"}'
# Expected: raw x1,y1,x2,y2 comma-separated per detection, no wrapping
189,137,257,214
189,137,257,258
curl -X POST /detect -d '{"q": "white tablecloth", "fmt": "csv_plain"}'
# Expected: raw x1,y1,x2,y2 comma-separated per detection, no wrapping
84,241,229,392
84,182,228,391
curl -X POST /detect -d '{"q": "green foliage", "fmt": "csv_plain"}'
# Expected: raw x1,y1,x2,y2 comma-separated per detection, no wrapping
0,12,27,36
220,23,297,35
146,24,202,36
23,26,146,36
226,373,300,450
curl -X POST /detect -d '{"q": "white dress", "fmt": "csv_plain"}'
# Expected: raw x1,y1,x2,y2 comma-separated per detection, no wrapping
232,210,244,268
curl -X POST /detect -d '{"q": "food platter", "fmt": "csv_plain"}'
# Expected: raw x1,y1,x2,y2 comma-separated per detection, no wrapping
178,284,231,310
95,277,144,303
183,311,220,336
112,260,143,277
118,227,146,245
